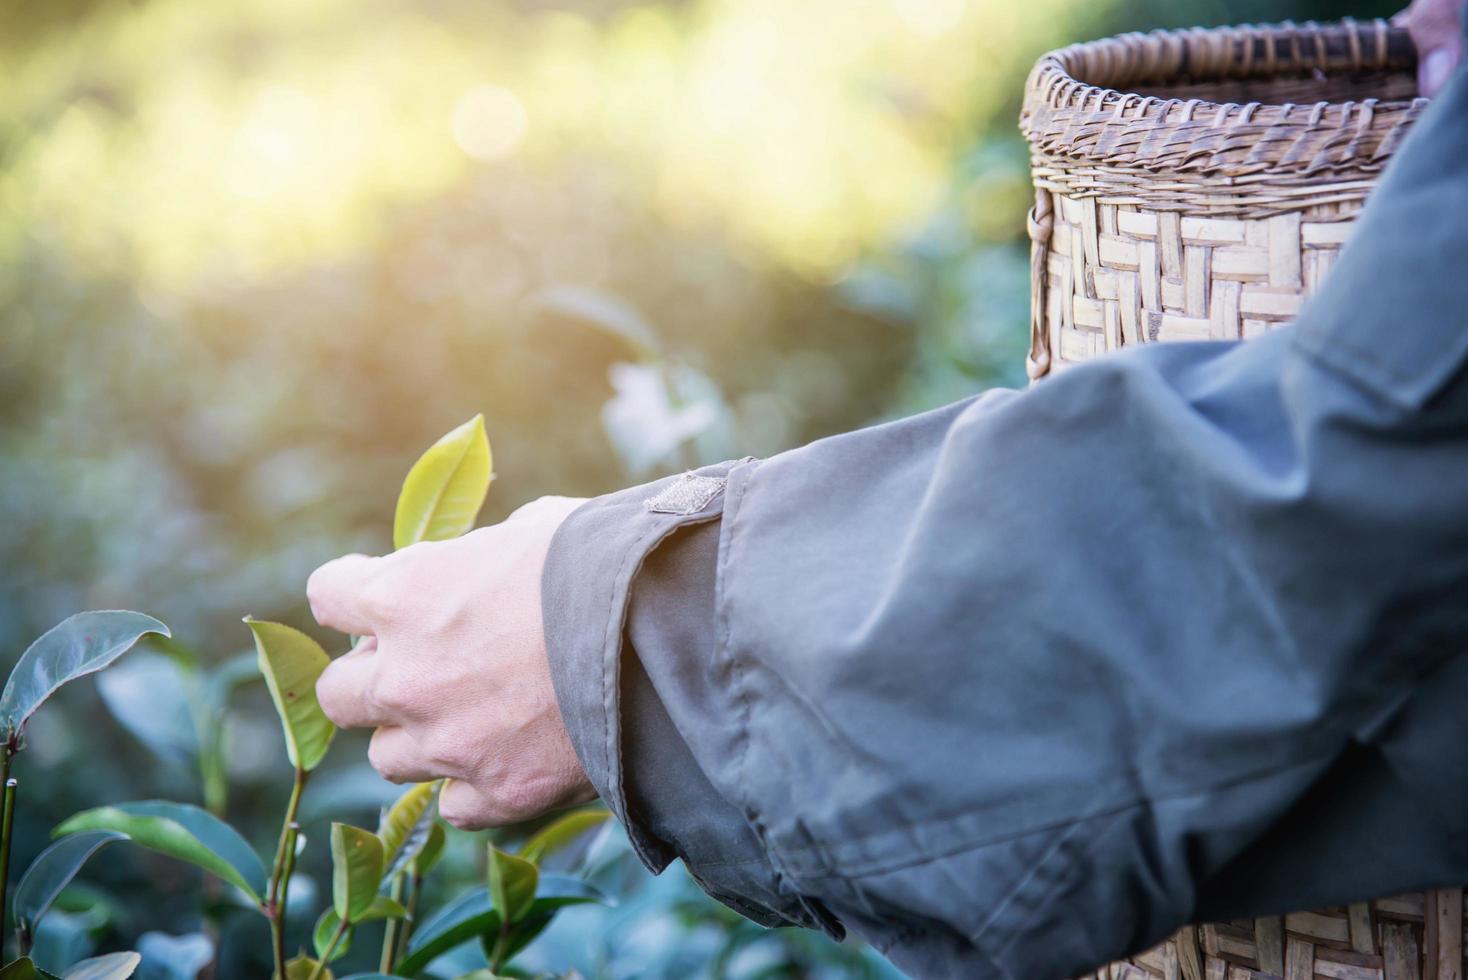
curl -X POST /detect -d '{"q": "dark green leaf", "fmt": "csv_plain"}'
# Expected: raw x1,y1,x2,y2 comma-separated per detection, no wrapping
479,910,555,968
330,823,384,923
56,801,266,902
487,847,536,924
396,876,610,976
0,611,169,740
393,414,492,550
518,809,609,865
14,830,128,937
62,953,141,980
0,958,63,979
244,619,335,771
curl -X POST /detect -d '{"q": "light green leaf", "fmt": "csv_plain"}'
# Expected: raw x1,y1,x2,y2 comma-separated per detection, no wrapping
244,619,335,771
412,822,447,877
378,782,439,882
0,611,170,740
313,895,405,961
487,846,537,925
360,895,405,921
62,952,141,980
0,958,63,979
312,907,351,963
56,802,266,903
453,973,513,980
282,956,331,980
14,830,128,938
518,809,610,865
330,823,384,924
393,414,492,550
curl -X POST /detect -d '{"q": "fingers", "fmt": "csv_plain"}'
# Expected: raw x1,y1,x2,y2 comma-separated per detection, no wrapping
367,727,444,784
1420,41,1463,97
439,778,501,830
307,553,386,636
316,642,388,729
1403,0,1464,96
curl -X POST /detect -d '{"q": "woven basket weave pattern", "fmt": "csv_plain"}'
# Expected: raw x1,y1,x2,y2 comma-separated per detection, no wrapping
1021,19,1427,379
1079,891,1466,980
1020,19,1465,980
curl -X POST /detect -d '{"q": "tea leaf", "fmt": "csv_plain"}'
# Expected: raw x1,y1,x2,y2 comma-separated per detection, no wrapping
61,952,141,980
313,897,405,960
412,822,447,877
312,908,351,963
518,809,610,865
480,909,557,969
531,286,662,362
134,932,212,980
0,958,62,979
393,414,492,550
329,823,384,923
96,653,198,765
57,802,267,903
0,611,169,740
283,956,331,980
396,875,610,976
244,618,335,772
14,830,128,938
378,781,439,882
487,846,537,925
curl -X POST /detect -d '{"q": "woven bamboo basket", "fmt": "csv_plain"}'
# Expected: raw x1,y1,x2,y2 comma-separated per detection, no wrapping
1020,17,1427,380
1020,18,1466,980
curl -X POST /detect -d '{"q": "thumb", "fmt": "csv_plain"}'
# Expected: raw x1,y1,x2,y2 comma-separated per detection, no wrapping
307,553,386,636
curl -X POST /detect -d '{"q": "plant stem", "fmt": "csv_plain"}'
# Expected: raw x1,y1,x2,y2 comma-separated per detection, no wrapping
399,870,423,951
307,920,349,980
379,873,407,972
489,914,512,974
0,768,14,959
267,767,310,979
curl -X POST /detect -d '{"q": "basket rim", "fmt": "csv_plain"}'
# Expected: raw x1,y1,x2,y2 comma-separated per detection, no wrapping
1021,18,1427,179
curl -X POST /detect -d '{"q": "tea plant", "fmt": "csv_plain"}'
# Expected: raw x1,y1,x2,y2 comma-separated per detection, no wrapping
33,415,611,980
0,610,170,978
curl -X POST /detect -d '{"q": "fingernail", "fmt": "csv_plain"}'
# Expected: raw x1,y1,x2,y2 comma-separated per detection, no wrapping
1422,48,1454,96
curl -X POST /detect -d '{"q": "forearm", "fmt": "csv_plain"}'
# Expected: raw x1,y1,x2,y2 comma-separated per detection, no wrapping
542,51,1468,980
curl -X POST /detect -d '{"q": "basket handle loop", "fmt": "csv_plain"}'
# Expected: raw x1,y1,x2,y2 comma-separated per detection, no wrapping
1026,187,1055,382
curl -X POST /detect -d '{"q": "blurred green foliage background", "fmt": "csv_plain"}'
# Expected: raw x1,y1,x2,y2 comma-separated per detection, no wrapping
0,0,1398,976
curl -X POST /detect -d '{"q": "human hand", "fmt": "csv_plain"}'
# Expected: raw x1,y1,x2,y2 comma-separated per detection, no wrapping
308,495,595,829
1399,0,1463,96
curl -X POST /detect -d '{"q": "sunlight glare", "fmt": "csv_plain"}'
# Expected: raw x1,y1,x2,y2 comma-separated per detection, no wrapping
451,85,529,162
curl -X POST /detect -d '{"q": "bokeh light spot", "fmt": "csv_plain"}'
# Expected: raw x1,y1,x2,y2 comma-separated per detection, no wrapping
451,85,529,162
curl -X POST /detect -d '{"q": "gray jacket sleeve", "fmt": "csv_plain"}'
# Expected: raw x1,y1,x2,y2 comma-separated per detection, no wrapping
542,61,1468,980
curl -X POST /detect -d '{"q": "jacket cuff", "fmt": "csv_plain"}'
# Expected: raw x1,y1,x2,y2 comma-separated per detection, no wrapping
541,463,740,873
